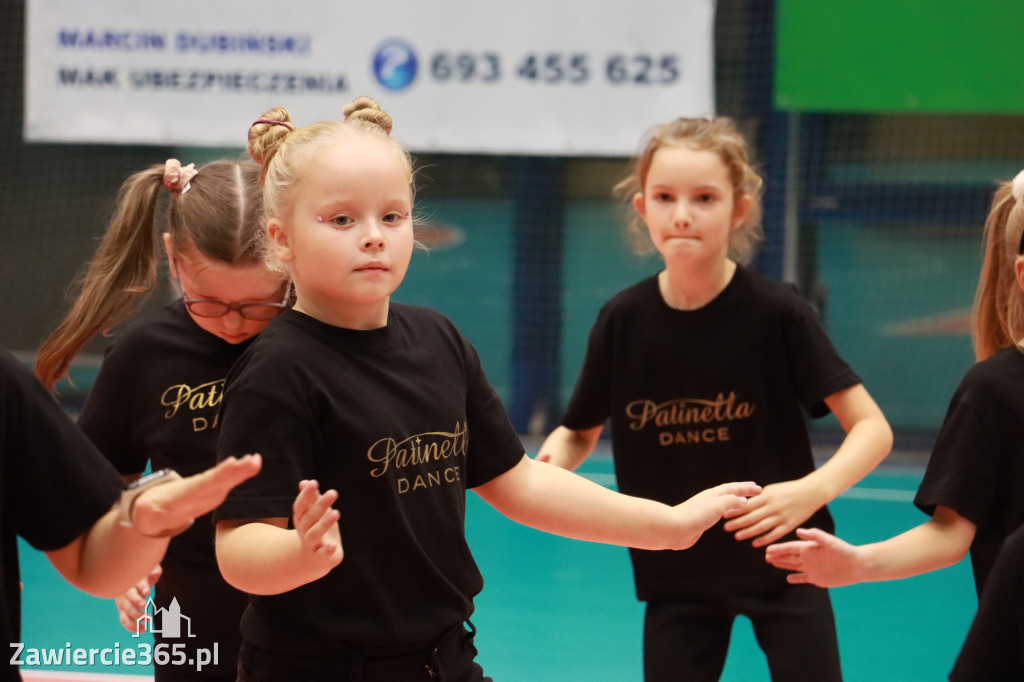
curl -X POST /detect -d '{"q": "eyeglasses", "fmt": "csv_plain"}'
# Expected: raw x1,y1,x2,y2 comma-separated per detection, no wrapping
173,260,291,321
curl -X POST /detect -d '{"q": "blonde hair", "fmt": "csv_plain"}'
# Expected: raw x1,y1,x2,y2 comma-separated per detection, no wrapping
971,178,1024,361
35,160,264,389
614,117,764,264
247,97,413,273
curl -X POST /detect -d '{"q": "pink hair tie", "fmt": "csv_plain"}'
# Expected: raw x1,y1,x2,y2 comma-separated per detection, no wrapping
252,119,295,132
163,159,198,194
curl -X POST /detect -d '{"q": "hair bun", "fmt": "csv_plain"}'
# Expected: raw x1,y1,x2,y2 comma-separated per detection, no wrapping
343,96,393,134
248,107,294,166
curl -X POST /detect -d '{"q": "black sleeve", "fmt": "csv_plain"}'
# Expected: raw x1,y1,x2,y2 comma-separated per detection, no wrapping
77,342,146,476
215,386,313,522
461,336,524,488
783,296,861,418
914,378,996,525
948,524,1024,681
1,350,123,551
560,306,613,430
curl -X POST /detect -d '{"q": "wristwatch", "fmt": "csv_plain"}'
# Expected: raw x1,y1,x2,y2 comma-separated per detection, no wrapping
118,468,193,538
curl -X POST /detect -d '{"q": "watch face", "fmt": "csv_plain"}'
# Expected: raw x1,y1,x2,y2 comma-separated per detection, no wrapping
133,469,173,487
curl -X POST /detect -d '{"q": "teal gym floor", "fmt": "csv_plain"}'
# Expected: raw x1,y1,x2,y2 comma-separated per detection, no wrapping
17,446,974,681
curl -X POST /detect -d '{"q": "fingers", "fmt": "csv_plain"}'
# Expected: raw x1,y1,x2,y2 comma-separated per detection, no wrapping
716,481,762,498
292,480,341,552
115,565,160,633
132,454,263,536
207,453,263,490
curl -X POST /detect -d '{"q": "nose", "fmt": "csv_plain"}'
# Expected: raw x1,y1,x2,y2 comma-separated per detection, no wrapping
674,203,693,228
222,310,245,330
362,220,386,250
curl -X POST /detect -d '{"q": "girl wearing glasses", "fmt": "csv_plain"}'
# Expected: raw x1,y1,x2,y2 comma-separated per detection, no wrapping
35,159,289,682
766,170,1024,678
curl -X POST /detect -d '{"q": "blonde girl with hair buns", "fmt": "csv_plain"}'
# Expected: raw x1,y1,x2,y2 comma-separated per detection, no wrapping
538,116,893,681
36,158,289,682
767,170,1024,680
213,97,761,682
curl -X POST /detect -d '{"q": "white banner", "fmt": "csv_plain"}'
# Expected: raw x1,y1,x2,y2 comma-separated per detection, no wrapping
25,0,714,156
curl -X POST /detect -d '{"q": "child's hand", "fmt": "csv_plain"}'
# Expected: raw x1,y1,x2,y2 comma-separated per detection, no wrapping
293,480,344,569
670,481,762,549
115,564,161,633
764,527,862,587
722,478,824,547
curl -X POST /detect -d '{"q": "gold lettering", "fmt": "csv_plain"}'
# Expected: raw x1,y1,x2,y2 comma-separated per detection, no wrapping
366,422,469,477
161,379,225,418
626,392,756,432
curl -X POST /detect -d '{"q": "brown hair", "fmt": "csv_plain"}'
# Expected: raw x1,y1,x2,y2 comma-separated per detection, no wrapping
972,178,1024,361
35,160,264,389
247,97,412,272
614,117,764,264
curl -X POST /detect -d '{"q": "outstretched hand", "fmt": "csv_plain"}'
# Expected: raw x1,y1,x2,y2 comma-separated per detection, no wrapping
115,564,162,633
669,481,762,550
131,454,262,537
293,480,344,570
764,527,862,587
722,478,825,548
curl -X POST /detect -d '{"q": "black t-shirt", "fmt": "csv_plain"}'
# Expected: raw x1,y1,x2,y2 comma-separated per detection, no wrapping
948,521,1024,681
78,302,255,567
0,349,123,679
561,267,860,599
215,305,524,652
914,346,1024,595
75,302,252,674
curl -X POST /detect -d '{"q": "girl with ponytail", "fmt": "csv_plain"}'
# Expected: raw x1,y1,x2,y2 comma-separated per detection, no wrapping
36,158,289,682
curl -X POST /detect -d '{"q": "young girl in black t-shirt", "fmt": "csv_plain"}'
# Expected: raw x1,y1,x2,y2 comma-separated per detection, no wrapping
766,170,1024,679
212,98,761,682
538,117,893,681
36,159,290,682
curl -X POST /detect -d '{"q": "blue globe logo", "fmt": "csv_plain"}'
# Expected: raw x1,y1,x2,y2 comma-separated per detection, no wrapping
373,39,418,91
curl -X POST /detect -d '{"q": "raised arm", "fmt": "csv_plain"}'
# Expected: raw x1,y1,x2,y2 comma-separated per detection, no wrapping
475,455,760,550
724,383,892,547
45,454,261,598
216,480,344,595
536,424,603,470
765,505,976,586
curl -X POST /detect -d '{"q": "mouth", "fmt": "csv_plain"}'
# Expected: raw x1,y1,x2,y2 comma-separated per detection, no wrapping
356,262,389,273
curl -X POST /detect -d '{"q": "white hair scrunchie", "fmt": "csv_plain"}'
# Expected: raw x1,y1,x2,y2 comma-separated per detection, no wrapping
1013,168,1024,204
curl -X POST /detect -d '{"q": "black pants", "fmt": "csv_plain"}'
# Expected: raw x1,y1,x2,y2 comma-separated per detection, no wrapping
643,585,842,682
236,622,491,682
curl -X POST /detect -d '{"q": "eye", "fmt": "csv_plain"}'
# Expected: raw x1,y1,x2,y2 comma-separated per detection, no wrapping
653,192,674,203
329,215,354,228
382,211,407,225
696,192,717,204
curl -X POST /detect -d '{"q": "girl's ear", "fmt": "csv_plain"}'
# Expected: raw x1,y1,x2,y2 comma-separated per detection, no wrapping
267,218,295,263
632,192,646,220
731,195,753,231
1015,255,1024,294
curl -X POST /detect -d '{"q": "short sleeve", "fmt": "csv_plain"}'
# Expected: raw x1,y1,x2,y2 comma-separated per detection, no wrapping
77,343,146,475
1,352,123,551
561,306,613,430
783,298,861,418
914,383,996,525
462,340,524,489
215,388,314,521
